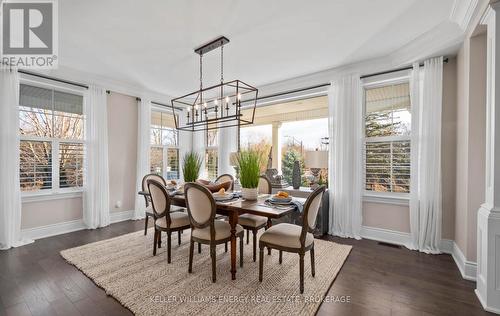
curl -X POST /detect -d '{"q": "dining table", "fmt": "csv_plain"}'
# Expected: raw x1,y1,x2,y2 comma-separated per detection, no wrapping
139,189,305,280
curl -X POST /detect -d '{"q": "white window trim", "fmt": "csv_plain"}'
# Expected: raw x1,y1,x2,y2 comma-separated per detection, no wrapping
150,109,180,180
362,73,411,199
19,80,85,199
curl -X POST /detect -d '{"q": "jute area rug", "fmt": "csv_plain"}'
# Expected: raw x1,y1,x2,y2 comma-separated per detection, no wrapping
60,228,351,316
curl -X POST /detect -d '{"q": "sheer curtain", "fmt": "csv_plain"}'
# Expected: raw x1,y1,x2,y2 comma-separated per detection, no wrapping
328,74,363,239
133,98,151,219
0,69,32,249
178,113,192,181
218,124,238,176
83,85,110,229
409,57,443,253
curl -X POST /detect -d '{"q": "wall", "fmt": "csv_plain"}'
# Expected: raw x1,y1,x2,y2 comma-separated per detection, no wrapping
453,33,487,262
107,93,138,213
21,197,83,229
362,58,458,240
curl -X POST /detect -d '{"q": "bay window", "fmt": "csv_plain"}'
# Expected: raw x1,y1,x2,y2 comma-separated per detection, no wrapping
150,110,179,180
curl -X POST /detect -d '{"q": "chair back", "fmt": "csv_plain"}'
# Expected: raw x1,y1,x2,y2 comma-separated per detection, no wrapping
142,173,166,207
300,185,326,247
184,182,216,231
215,173,234,190
147,179,173,226
258,175,272,194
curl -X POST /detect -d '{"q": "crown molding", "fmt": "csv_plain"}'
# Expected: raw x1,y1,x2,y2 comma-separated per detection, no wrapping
451,0,480,31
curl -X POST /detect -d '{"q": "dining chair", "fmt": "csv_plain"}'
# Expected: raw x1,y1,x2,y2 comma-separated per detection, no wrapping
238,175,272,261
215,173,234,190
141,173,166,235
258,185,326,293
142,173,186,236
147,179,191,263
185,182,244,282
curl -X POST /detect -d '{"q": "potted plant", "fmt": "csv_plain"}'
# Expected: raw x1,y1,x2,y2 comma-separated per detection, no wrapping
236,150,262,200
182,151,202,183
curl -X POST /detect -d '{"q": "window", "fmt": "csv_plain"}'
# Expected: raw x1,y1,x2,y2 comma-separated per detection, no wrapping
281,118,328,185
205,127,218,180
19,84,84,192
364,81,411,193
150,111,179,180
239,96,329,185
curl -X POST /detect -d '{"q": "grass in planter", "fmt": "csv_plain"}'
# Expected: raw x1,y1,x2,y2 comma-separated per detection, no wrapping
237,150,262,189
182,151,202,182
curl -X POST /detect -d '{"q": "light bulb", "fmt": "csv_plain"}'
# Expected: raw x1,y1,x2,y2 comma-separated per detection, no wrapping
225,96,229,104
214,99,218,105
194,104,199,110
203,102,207,108
237,93,241,100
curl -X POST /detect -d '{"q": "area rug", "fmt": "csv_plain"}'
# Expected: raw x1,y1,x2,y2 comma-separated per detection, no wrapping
60,229,351,316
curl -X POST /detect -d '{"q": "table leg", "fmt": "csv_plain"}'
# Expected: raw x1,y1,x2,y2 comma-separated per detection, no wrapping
229,212,238,280
267,219,272,255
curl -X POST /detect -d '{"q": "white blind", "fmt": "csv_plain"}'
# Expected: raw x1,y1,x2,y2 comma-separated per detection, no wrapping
20,84,83,114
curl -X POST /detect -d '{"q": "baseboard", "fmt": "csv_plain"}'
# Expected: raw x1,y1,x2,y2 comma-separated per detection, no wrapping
21,210,136,241
475,289,500,314
360,226,412,248
110,210,135,223
360,225,476,281
451,242,477,281
21,219,86,241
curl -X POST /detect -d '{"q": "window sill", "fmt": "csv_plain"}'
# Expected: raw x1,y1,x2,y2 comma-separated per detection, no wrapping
22,190,83,203
363,193,409,206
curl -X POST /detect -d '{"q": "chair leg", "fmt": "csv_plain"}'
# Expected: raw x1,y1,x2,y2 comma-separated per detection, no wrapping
167,232,172,263
153,230,158,256
198,242,201,253
279,250,283,264
310,245,315,277
240,235,244,268
299,253,305,294
252,230,257,262
259,244,264,282
225,242,228,253
246,229,249,244
188,239,194,273
210,244,216,283
158,232,162,248
144,215,149,235
178,230,181,245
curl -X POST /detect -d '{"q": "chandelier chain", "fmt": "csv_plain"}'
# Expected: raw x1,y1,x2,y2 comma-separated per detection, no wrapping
220,44,224,84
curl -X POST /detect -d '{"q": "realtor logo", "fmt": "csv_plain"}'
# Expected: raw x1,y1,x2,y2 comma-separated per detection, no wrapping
1,0,58,69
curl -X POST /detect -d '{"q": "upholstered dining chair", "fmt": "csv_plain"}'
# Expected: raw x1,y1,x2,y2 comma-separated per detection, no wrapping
215,173,234,190
184,182,244,282
259,185,326,293
148,179,191,263
141,173,166,235
238,175,272,261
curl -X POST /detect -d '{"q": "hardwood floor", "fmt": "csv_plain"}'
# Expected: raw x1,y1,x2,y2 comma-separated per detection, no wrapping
0,220,492,316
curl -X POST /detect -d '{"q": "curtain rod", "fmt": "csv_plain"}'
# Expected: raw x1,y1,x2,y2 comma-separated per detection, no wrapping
18,70,89,89
249,57,449,101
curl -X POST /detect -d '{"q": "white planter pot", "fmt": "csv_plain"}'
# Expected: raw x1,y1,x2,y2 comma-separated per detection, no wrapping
241,187,258,200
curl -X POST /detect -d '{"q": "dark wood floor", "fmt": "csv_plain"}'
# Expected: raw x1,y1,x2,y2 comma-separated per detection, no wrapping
0,220,492,316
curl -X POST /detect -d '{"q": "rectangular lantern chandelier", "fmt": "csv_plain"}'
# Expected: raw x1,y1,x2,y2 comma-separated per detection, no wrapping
170,36,258,132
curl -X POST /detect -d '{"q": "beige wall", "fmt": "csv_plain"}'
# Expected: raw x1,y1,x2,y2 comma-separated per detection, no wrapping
21,197,83,229
362,59,458,240
107,93,138,212
453,33,487,262
21,92,139,229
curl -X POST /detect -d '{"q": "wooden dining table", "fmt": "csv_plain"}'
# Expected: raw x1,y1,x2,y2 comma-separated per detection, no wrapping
139,190,304,280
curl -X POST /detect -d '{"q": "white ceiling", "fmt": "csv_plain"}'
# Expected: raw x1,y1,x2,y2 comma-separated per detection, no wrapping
58,0,460,97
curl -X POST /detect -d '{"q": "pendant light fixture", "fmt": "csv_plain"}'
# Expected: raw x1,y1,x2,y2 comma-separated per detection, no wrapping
170,36,258,131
